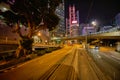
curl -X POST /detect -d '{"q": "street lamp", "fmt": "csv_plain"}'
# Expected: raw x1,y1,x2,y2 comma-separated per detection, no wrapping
91,21,97,26
38,31,41,36
91,20,97,33
85,20,97,50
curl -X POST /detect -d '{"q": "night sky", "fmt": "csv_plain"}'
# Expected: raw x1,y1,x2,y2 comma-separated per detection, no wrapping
65,0,120,25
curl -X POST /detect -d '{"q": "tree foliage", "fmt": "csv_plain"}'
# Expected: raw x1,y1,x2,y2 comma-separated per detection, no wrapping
0,0,62,31
0,0,62,58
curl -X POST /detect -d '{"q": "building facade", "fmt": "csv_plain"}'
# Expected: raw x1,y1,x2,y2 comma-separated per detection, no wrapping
54,2,65,37
80,23,97,35
66,5,80,37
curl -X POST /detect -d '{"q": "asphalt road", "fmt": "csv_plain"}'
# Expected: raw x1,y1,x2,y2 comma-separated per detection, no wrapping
89,48,120,80
0,45,111,80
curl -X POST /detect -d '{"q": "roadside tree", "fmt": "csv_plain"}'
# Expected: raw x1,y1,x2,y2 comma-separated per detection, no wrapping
0,0,62,58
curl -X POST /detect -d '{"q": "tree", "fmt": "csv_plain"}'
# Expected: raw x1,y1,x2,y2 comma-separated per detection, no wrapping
0,0,62,58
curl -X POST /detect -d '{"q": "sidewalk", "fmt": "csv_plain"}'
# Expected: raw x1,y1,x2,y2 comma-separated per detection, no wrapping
0,57,27,73
0,53,38,73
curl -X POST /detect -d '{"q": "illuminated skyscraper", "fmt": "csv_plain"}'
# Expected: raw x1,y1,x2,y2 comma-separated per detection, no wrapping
66,5,79,37
55,1,65,37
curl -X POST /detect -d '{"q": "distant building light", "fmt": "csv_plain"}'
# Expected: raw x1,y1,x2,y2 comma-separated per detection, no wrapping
2,7,8,11
20,24,23,27
0,2,10,12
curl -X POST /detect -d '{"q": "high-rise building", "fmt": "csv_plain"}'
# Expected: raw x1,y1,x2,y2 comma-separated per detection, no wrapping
66,5,80,37
54,1,65,37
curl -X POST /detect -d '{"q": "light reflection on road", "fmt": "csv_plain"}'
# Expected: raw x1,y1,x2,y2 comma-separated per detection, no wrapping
89,48,120,80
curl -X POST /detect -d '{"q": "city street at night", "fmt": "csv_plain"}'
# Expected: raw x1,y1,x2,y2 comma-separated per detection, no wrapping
0,0,120,80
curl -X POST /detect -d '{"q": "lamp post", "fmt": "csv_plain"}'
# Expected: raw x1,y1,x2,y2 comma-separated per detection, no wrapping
85,20,97,50
91,20,99,47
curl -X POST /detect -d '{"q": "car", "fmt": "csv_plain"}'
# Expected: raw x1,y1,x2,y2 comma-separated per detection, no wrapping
94,45,100,50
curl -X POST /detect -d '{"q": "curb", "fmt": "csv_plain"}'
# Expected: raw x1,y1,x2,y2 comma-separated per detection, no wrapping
0,64,18,73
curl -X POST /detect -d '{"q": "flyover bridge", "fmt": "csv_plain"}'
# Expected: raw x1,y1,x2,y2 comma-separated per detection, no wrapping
0,30,120,45
62,31,120,40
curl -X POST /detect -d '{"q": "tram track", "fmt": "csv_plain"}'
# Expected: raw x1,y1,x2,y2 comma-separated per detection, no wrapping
38,46,78,80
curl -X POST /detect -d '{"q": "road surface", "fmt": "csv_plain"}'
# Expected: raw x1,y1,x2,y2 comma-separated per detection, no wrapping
0,45,110,80
89,47,120,80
